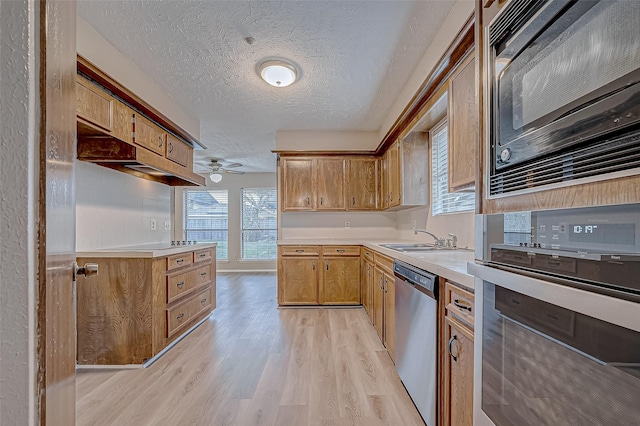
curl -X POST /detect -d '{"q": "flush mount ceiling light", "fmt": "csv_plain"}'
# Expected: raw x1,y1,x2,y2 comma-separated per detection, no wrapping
209,173,223,183
259,60,297,87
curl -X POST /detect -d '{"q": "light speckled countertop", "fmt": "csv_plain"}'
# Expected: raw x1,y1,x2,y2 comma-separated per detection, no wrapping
278,239,475,290
77,242,217,259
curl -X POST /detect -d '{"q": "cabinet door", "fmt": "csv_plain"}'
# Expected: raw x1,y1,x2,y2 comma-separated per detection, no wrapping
381,151,389,210
278,257,319,305
448,55,477,191
322,257,360,305
383,272,395,361
134,114,166,155
388,142,401,208
361,260,374,317
282,158,315,211
166,134,191,167
373,267,385,339
444,316,474,426
112,101,134,144
347,158,378,210
317,158,345,210
76,77,113,132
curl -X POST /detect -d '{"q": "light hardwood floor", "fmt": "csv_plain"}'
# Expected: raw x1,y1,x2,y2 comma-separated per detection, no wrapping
76,272,425,426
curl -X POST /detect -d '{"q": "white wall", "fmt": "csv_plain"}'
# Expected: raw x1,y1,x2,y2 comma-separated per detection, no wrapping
175,173,277,271
276,130,379,151
281,211,397,240
0,1,38,424
76,17,200,141
76,161,172,250
395,207,475,249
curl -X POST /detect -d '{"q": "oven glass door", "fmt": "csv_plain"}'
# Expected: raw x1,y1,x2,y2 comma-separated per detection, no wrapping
482,281,640,425
494,0,640,169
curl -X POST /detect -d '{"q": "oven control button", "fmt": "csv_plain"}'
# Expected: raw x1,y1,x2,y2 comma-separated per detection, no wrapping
500,148,511,162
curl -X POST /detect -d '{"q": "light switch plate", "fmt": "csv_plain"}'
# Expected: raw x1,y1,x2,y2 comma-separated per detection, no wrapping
150,218,157,231
164,221,171,231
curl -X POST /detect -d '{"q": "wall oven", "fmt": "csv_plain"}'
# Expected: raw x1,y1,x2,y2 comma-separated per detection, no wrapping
488,0,640,196
469,203,640,426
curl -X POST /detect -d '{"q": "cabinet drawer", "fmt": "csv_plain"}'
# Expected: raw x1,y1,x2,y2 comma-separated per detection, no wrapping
280,245,320,256
76,78,113,131
189,286,214,319
322,246,360,256
361,247,374,262
134,115,166,155
167,252,193,271
166,263,212,304
445,281,474,329
167,298,191,338
166,134,190,167
374,252,394,274
194,248,214,263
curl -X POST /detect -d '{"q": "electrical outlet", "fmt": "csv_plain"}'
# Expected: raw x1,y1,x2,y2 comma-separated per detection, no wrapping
412,220,417,231
150,218,157,231
164,221,171,231
345,221,351,229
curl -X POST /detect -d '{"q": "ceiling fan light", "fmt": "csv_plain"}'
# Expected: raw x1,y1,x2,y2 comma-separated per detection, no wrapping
209,172,223,183
259,60,297,87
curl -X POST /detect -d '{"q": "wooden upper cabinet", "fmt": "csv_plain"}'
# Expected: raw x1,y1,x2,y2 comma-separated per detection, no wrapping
381,151,390,210
166,133,190,167
76,77,113,132
317,158,345,210
347,158,378,210
448,55,477,192
112,101,134,144
281,158,315,211
387,142,401,208
134,114,167,156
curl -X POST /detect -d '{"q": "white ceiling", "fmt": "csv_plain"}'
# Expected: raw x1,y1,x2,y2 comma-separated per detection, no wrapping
77,1,455,173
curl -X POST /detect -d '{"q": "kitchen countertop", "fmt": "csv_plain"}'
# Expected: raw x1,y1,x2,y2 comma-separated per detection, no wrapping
277,239,475,289
77,242,217,259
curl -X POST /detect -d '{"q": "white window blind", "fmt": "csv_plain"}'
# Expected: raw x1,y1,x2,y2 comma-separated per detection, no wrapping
183,189,228,259
431,121,475,215
241,188,277,260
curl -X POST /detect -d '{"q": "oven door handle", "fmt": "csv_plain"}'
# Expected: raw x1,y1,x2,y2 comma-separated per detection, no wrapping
448,335,458,362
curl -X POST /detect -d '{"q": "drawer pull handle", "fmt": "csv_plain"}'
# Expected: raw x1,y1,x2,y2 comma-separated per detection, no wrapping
176,281,185,288
352,197,355,205
200,272,207,277
169,142,174,153
453,299,472,312
200,253,207,258
158,136,164,148
326,261,329,271
312,261,315,271
295,249,304,253
306,196,310,206
448,335,458,362
336,249,346,253
176,313,185,320
201,298,207,304
320,197,323,206
176,259,184,264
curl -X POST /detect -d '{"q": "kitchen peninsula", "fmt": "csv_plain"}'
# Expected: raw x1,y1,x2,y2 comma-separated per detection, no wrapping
76,243,216,366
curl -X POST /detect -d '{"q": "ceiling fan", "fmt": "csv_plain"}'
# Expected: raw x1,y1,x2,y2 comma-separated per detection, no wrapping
195,158,244,183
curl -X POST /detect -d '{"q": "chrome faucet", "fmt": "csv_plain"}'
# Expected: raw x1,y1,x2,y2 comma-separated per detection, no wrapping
414,229,445,247
448,233,458,249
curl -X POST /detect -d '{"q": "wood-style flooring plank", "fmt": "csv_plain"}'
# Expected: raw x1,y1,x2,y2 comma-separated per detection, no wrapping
76,272,425,426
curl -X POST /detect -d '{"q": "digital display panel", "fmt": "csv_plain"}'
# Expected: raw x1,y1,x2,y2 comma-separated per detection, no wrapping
568,223,636,245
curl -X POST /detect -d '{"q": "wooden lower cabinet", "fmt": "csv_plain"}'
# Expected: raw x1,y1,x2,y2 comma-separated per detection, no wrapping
76,246,216,365
361,256,374,318
277,245,360,305
441,280,475,426
373,252,395,361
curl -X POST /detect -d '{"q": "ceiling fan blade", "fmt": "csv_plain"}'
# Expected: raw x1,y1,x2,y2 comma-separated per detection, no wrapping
225,169,245,175
223,162,243,168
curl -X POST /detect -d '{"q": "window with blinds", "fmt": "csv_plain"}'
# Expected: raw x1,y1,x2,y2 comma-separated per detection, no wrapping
183,189,228,259
431,121,475,215
241,188,277,260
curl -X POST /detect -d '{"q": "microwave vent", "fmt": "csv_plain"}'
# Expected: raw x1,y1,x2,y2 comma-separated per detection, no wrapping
490,130,640,195
489,0,547,46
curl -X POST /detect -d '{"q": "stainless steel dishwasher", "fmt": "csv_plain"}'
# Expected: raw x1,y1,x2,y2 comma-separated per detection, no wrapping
394,260,438,426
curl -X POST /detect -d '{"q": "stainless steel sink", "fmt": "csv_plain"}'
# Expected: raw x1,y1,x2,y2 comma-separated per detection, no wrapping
381,243,446,252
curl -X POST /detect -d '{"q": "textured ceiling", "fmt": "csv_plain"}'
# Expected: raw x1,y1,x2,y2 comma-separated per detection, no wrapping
77,1,455,173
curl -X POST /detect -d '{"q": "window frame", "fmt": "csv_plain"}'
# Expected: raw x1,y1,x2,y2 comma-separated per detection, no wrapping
240,187,277,261
183,189,229,260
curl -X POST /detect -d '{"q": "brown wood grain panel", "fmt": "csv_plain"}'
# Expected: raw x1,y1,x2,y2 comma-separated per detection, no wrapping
76,257,154,365
151,258,167,356
383,272,396,362
281,157,315,210
167,296,192,338
316,158,346,210
76,78,113,131
167,262,213,304
445,281,475,330
443,316,474,426
361,246,375,263
381,150,390,209
374,251,394,275
321,257,360,305
449,55,477,191
373,267,385,340
189,285,214,319
278,257,319,305
347,158,379,210
321,245,361,256
361,258,373,316
112,100,134,144
387,142,401,208
166,133,190,167
134,114,166,155
194,248,214,262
